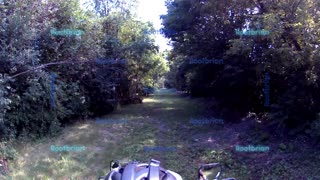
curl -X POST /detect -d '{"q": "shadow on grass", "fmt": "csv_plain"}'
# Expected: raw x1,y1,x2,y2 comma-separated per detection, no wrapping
7,88,274,179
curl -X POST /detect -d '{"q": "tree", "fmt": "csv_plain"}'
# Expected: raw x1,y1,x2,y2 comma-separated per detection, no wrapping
162,0,320,130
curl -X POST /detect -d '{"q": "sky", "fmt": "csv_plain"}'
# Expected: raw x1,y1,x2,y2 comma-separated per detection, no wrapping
135,0,172,52
80,0,172,52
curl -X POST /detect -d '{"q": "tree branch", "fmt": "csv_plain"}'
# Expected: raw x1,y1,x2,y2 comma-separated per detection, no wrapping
8,60,92,79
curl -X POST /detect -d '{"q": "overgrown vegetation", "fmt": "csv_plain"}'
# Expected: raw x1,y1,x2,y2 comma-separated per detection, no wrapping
0,0,168,162
0,0,320,178
162,0,320,137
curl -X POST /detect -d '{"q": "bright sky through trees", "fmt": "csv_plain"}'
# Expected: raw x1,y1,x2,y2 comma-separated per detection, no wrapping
136,0,172,52
79,0,172,52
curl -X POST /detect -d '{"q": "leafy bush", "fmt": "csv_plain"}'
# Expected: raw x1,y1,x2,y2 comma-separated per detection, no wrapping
0,140,18,160
306,114,320,143
5,76,61,138
0,0,166,140
55,80,89,124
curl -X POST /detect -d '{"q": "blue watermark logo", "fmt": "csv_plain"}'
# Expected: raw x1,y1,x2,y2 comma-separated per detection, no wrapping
143,146,177,152
50,145,86,152
235,145,270,152
50,73,56,110
95,58,127,64
235,28,270,36
189,118,224,125
264,72,270,107
143,29,177,35
50,29,84,36
95,118,128,124
189,58,224,65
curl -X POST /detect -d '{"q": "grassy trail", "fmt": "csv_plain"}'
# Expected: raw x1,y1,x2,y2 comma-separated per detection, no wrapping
9,89,225,180
7,89,320,179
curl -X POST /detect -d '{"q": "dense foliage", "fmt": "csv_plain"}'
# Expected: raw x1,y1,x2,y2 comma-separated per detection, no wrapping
162,0,320,137
0,0,168,140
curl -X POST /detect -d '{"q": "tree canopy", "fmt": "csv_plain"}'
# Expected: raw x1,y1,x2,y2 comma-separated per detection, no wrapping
163,0,320,135
0,0,168,138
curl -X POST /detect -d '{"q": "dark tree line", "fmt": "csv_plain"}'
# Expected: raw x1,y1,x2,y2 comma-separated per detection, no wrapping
162,0,320,140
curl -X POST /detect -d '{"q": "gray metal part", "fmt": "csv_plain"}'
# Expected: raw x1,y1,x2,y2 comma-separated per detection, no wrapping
121,164,137,180
148,159,160,179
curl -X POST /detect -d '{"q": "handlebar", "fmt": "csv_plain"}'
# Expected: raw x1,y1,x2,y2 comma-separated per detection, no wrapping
100,160,235,180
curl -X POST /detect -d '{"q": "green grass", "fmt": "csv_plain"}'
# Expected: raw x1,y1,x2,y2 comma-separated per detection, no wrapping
5,89,320,179
3,89,239,179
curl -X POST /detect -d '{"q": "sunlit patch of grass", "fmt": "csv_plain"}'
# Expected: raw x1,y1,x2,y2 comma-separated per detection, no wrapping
10,122,117,178
143,98,163,103
8,89,249,179
77,124,90,130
